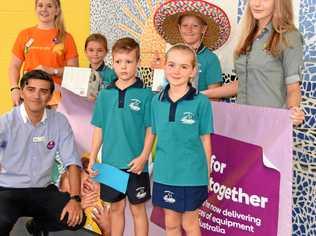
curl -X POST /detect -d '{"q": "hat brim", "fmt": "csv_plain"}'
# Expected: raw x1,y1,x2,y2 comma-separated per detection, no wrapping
154,0,231,50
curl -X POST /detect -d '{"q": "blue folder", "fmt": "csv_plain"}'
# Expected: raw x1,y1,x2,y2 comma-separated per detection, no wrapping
92,163,129,194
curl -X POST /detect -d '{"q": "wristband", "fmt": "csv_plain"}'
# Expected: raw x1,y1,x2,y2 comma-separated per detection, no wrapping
10,87,20,92
70,195,81,202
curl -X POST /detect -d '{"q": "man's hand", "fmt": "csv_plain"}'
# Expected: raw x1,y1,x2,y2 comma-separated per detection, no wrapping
128,155,146,175
60,199,84,227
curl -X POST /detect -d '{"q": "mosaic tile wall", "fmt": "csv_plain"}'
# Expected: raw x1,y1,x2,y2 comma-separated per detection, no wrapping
90,1,315,235
237,0,316,235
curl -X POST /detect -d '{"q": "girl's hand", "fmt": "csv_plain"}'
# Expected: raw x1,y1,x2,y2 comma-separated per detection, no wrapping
290,106,304,126
11,88,21,106
87,95,96,102
128,156,146,175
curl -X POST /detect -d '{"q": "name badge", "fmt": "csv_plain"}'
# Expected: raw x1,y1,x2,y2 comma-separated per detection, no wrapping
32,136,47,143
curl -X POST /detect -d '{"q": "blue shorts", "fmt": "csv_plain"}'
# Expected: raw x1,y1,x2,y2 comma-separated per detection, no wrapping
152,182,208,213
100,170,151,204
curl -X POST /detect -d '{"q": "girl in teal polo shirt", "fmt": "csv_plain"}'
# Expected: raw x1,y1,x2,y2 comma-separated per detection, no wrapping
151,44,213,235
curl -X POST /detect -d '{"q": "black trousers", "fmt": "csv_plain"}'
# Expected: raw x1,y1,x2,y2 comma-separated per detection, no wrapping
0,184,86,235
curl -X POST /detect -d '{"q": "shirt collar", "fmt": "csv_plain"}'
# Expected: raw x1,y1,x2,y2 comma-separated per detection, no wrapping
20,103,47,124
257,22,273,39
196,43,206,54
90,61,106,72
159,84,198,102
106,77,144,90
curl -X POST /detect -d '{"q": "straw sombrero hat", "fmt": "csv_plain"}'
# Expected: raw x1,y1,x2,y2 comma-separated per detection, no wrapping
154,0,231,50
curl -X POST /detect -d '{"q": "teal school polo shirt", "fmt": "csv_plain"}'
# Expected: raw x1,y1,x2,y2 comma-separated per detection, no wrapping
91,78,153,169
99,66,116,87
196,45,223,91
151,85,213,186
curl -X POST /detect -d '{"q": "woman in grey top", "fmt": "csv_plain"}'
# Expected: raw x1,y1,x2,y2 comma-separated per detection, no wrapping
204,0,304,125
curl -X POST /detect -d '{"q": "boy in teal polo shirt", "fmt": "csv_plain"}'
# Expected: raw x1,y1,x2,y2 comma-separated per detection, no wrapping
88,37,153,236
151,44,212,235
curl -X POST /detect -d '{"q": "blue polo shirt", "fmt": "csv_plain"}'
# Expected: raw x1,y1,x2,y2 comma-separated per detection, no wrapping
151,85,213,186
196,44,223,91
0,104,81,188
91,78,153,169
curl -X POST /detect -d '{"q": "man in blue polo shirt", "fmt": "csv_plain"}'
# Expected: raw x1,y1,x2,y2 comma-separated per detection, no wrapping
0,70,85,235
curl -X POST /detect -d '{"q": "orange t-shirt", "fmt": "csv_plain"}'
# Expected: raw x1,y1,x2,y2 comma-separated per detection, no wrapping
12,26,78,85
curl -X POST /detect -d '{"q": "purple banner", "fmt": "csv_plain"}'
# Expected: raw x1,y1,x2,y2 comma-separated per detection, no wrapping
200,134,280,235
212,102,292,236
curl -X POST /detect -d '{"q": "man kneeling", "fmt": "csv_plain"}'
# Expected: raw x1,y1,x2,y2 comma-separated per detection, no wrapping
0,70,86,235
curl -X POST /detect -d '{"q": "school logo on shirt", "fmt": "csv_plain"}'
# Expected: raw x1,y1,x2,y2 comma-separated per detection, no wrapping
163,191,176,204
0,140,7,149
136,187,147,199
181,112,196,125
47,140,55,150
128,99,141,111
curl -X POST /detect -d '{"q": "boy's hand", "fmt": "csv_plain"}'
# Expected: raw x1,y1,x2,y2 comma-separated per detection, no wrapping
128,156,146,175
87,158,98,177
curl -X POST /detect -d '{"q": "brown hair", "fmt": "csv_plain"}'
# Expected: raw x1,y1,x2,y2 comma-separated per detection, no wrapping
35,0,66,42
235,0,297,58
84,33,108,52
165,43,198,68
112,37,140,61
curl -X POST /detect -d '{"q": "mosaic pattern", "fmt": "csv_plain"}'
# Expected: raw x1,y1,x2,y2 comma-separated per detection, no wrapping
237,0,246,23
90,0,165,66
292,1,316,235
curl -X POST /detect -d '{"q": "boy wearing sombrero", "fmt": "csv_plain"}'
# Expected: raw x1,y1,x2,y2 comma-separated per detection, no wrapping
153,0,231,99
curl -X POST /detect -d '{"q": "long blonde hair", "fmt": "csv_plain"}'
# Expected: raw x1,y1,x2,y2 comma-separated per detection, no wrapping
235,0,297,58
35,0,66,42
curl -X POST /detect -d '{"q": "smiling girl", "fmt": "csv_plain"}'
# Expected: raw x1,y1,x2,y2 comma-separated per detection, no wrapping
9,0,78,108
151,44,212,236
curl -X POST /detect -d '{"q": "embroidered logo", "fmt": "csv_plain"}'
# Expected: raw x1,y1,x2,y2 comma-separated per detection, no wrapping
0,140,7,149
47,140,55,150
163,191,176,204
136,187,147,199
128,99,141,111
181,112,195,125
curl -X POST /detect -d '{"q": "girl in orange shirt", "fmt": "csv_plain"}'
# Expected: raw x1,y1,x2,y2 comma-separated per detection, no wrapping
9,0,78,108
